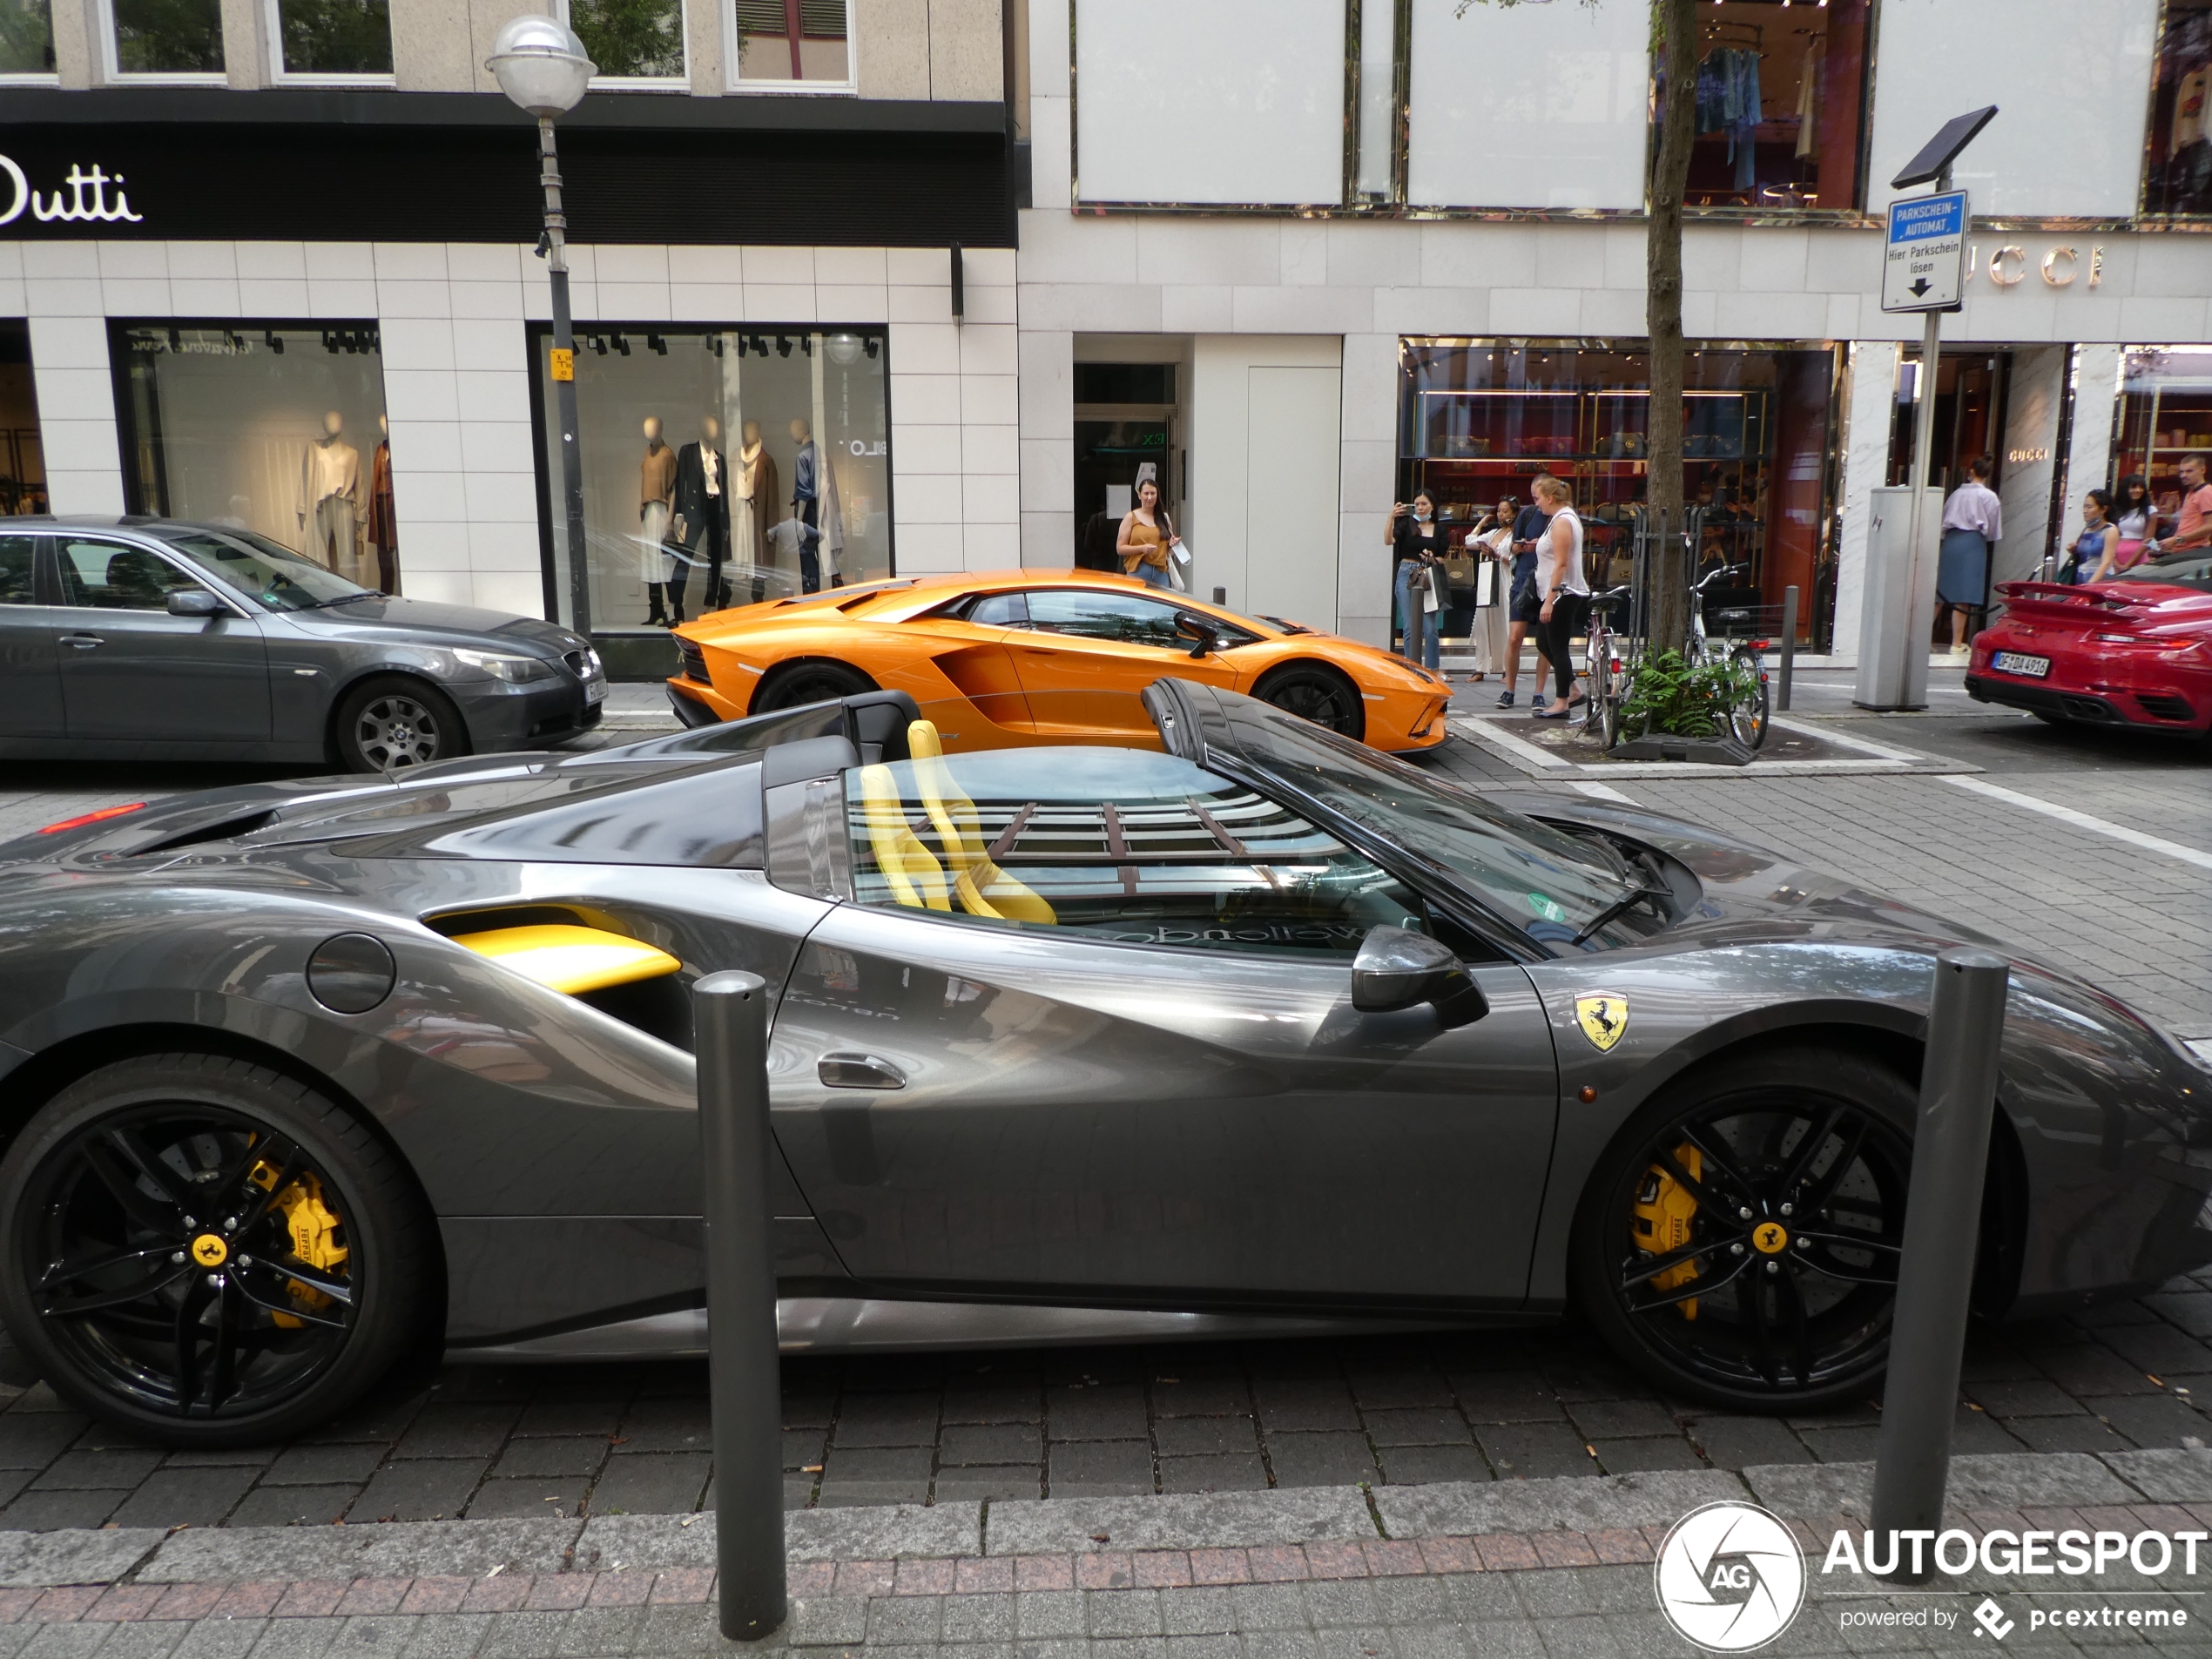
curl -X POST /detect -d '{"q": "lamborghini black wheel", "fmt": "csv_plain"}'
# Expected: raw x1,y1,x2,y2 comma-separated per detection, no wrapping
755,660,878,712
0,1054,434,1447
1252,664,1366,742
1571,1045,1916,1412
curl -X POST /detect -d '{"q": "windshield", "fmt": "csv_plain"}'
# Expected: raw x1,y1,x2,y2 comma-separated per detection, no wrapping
1217,702,1662,950
162,529,375,611
2110,550,2212,593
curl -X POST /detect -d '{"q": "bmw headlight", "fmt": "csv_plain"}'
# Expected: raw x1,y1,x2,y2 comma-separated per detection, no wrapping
450,647,555,684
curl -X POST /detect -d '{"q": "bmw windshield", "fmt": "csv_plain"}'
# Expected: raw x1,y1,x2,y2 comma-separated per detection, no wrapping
1216,701,1671,952
164,529,375,611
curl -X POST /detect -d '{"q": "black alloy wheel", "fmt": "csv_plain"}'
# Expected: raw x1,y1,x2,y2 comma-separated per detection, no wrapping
334,676,469,773
756,660,878,712
1253,664,1366,743
1572,1046,1917,1411
0,1054,433,1446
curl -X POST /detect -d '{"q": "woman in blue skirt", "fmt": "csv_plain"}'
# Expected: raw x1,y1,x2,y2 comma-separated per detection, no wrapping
1937,455,2001,658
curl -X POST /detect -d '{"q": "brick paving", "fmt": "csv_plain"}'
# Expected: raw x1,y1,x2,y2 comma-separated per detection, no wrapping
1,668,2210,1546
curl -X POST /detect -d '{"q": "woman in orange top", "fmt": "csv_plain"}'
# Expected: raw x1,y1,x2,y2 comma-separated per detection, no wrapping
1116,478,1180,590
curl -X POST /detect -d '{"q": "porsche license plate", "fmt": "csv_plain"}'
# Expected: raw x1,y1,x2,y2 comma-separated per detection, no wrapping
1993,651,2051,678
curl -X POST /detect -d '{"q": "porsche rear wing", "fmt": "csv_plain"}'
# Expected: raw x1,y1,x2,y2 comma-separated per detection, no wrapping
1992,580,2155,625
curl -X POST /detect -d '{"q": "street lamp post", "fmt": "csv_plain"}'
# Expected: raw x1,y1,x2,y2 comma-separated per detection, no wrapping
488,16,597,641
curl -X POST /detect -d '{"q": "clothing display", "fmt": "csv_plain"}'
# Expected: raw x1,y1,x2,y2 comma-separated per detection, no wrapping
367,440,397,592
639,440,678,583
738,438,777,570
671,438,732,617
1795,39,1821,160
1696,48,1764,193
792,435,822,592
298,436,362,579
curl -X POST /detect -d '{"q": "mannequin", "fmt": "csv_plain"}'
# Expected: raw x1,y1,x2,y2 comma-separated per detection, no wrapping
738,420,777,601
297,411,361,580
367,414,396,593
638,415,678,626
790,415,822,593
671,413,732,622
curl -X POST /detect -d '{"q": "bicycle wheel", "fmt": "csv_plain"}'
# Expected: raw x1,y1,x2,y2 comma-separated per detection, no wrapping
1586,637,1619,748
1728,646,1770,751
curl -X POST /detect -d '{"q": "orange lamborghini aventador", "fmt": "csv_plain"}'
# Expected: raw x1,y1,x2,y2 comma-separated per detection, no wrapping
664,570,1451,753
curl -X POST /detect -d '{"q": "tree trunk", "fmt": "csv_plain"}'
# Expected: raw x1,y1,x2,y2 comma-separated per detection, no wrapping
1646,0,1698,653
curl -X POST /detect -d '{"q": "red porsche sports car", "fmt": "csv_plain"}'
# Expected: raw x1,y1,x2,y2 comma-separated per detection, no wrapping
1966,550,2212,738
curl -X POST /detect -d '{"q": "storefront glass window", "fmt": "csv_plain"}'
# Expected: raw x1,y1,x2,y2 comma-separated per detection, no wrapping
109,0,223,73
2146,0,2212,215
1398,339,1841,644
1885,349,2008,495
0,0,55,74
2112,347,2212,519
532,325,890,644
732,0,848,85
112,324,400,590
0,324,46,516
272,0,391,76
570,0,684,81
1678,0,1870,210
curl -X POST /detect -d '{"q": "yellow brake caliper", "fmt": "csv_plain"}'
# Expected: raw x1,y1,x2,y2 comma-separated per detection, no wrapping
1632,1143,1703,1320
248,1162,350,1328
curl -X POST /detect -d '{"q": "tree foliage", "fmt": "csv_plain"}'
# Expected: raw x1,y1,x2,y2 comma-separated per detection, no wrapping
571,0,685,79
276,0,390,75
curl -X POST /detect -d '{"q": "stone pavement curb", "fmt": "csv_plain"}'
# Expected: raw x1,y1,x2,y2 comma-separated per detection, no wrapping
5,1445,2209,1594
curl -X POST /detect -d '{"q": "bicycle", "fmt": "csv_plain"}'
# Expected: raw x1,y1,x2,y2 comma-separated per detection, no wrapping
1689,563,1770,752
1581,582,1634,749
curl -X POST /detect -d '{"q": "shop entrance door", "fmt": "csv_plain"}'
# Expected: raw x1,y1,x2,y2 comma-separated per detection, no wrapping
1073,360,1181,572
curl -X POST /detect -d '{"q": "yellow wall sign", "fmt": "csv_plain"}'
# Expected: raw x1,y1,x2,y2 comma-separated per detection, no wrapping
550,347,575,381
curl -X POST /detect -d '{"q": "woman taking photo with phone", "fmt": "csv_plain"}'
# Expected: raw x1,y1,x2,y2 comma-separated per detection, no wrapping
1386,490,1444,671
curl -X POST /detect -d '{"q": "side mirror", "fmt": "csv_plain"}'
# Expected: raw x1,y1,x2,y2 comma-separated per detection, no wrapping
166,588,226,618
1175,612,1220,658
1352,924,1487,1028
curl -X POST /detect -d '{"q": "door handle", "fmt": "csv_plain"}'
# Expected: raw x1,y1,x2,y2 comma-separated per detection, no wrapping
818,1052,906,1090
60,634,104,650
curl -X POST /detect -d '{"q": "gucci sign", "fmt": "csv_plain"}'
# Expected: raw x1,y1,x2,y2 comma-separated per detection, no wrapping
0,158,144,226
1967,242,2103,289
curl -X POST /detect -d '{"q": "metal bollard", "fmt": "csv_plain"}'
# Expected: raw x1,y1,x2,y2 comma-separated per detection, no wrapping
693,971,787,1639
1868,947,2011,1583
1778,585,1799,712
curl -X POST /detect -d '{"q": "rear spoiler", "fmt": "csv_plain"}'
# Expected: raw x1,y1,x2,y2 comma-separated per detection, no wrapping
1991,580,2151,624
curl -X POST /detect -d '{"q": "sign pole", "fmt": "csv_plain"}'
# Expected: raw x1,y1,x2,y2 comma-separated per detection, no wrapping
1900,165,1950,710
1858,106,1993,711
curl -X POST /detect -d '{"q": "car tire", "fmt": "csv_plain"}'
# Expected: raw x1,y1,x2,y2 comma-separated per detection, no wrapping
1251,664,1366,743
1569,1042,1918,1413
333,676,470,773
754,660,878,713
0,1053,435,1447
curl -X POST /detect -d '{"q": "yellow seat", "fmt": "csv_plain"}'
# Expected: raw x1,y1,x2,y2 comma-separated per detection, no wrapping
859,764,950,912
907,719,1056,925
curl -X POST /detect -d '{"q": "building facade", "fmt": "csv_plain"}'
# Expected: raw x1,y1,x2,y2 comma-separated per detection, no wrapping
6,0,2212,671
0,0,1019,672
1015,0,2212,660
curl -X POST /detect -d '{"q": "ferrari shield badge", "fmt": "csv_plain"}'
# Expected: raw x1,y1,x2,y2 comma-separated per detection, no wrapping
1575,994,1629,1052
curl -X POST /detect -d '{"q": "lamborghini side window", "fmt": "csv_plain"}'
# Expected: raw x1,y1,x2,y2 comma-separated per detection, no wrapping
964,592,1028,626
845,745,1424,954
1024,589,1187,647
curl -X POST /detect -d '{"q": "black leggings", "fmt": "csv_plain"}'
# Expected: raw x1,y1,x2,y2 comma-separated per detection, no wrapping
1539,592,1588,699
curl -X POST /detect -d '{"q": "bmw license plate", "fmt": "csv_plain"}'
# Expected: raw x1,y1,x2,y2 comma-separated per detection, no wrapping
1993,651,2050,678
584,678,607,704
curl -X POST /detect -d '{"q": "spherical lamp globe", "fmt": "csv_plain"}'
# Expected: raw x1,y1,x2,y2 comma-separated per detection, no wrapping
486,14,595,117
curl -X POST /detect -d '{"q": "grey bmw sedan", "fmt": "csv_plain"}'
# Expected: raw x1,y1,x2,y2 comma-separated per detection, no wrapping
0,518,605,771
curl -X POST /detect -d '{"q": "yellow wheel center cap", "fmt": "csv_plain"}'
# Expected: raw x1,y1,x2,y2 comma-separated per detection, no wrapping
1751,1222,1789,1256
190,1234,228,1268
